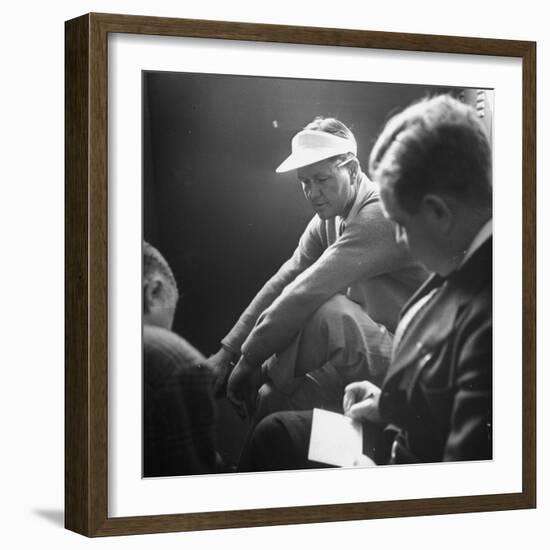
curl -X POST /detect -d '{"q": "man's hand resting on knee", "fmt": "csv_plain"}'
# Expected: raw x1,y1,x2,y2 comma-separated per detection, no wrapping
227,356,264,419
203,347,237,397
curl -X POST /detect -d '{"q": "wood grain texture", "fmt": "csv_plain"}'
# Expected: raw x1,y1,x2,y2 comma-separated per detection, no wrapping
65,13,91,535
88,12,109,536
521,41,537,509
64,12,537,537
89,493,533,537
91,12,532,56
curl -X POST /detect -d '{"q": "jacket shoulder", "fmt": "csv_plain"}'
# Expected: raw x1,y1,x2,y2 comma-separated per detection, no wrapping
143,326,207,385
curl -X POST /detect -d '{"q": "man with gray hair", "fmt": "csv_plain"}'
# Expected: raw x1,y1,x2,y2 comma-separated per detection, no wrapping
206,117,427,426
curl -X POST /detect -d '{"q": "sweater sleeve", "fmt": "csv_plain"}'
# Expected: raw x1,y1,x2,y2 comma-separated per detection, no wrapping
221,216,325,354
241,202,413,366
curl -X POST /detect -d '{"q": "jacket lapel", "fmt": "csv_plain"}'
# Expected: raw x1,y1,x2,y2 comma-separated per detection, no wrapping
384,237,493,385
398,272,446,320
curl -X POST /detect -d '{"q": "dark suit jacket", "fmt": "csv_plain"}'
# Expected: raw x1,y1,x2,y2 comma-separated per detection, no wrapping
378,237,492,464
143,325,217,477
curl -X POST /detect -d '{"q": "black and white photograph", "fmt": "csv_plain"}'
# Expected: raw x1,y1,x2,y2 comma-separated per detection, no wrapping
141,71,494,478
2,0,544,545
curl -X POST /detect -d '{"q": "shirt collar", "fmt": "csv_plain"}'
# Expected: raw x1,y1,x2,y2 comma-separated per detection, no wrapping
461,218,493,266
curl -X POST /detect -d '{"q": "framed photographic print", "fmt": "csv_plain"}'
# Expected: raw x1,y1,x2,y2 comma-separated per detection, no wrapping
65,12,536,537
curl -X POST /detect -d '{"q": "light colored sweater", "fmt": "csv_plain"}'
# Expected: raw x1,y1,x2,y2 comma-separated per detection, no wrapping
221,173,427,367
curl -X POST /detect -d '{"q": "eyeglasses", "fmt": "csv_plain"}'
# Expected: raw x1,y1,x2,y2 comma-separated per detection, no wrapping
335,156,355,169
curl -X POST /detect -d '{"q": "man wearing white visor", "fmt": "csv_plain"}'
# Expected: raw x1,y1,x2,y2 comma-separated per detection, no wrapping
206,117,427,425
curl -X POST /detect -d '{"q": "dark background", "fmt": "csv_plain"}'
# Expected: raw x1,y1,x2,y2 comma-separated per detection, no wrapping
143,72,470,466
143,72,468,353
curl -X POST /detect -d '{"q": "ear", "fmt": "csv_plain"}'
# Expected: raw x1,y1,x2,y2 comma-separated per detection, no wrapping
144,278,163,310
348,158,360,182
421,194,454,233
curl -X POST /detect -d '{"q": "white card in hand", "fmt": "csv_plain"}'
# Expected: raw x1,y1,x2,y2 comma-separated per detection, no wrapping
308,408,363,467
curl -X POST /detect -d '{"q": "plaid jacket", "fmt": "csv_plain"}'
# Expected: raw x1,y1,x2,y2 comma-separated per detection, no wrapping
143,325,216,477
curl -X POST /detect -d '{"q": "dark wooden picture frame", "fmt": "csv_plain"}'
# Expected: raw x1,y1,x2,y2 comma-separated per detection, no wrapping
65,12,536,537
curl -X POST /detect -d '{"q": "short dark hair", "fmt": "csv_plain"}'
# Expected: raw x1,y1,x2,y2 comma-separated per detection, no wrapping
368,94,492,213
143,241,178,313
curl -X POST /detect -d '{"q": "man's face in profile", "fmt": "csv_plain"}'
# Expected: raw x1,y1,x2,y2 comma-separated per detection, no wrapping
380,182,443,274
298,157,355,220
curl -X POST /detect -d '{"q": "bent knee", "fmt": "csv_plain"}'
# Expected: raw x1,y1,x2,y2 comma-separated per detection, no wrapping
253,411,306,449
307,294,350,326
255,383,289,421
253,412,286,444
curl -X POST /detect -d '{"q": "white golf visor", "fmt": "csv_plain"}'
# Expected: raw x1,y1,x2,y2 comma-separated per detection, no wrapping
275,130,357,173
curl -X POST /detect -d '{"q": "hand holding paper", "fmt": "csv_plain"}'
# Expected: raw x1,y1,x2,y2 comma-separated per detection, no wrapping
343,380,383,425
